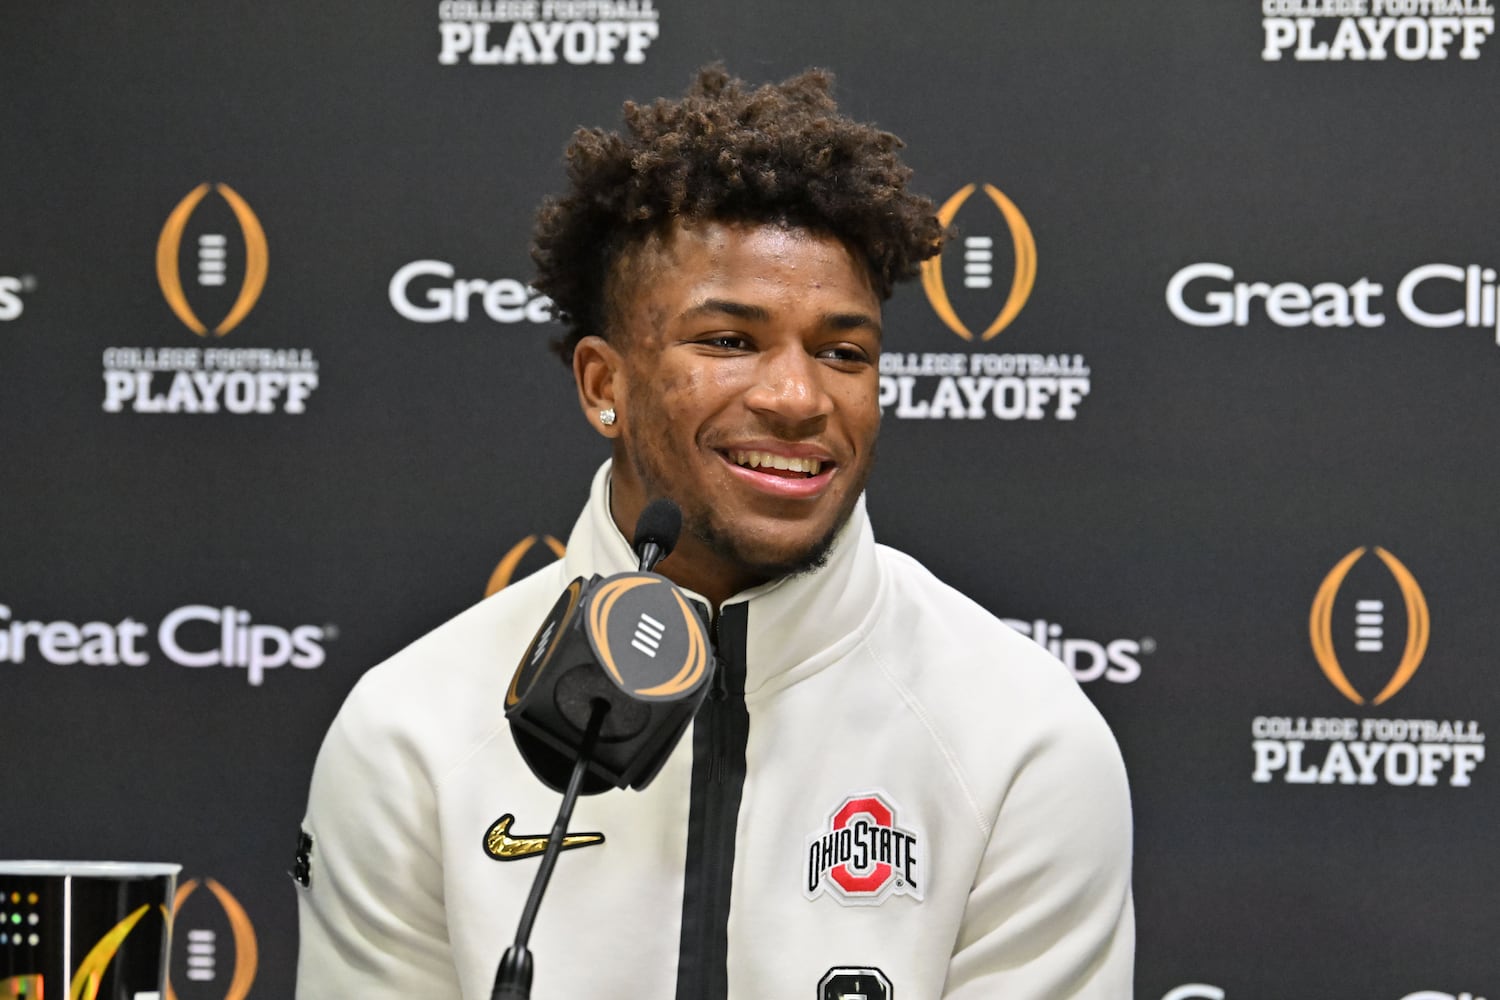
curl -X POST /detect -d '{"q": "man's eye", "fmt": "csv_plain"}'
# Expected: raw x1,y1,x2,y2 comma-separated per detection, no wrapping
699,334,751,350
818,345,872,365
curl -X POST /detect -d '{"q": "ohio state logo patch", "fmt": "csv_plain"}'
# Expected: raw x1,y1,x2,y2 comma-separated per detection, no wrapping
804,791,923,906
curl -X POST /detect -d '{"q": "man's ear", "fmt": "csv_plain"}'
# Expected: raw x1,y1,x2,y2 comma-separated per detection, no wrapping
572,335,623,438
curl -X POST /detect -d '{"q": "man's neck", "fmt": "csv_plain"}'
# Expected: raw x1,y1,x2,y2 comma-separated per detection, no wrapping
607,490,765,610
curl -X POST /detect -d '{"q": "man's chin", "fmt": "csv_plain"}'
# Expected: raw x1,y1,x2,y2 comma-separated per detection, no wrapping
693,518,842,590
736,539,838,585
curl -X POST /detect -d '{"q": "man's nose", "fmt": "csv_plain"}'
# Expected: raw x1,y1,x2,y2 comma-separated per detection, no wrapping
743,347,835,425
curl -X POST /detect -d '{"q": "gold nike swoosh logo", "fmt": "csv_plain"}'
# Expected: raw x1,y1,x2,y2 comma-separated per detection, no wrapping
483,813,606,862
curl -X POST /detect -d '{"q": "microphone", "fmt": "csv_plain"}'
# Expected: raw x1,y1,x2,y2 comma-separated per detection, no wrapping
491,499,714,998
503,498,714,794
632,497,681,574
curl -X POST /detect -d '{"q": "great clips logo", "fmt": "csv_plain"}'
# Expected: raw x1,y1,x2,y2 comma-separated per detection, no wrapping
1167,261,1500,346
1250,547,1486,788
1003,616,1151,685
0,273,37,321
881,181,1090,422
102,183,320,416
0,602,333,686
389,260,554,325
804,792,923,906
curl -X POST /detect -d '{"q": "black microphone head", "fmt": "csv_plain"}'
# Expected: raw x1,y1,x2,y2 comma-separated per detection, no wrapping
633,498,682,561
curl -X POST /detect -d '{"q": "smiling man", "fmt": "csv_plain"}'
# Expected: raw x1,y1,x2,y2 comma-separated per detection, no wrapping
570,221,882,605
296,67,1134,999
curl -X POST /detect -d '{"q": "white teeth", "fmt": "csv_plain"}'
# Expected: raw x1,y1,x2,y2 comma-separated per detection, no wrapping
729,450,823,475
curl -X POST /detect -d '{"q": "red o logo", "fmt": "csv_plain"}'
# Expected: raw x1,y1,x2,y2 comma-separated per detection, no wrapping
828,796,894,894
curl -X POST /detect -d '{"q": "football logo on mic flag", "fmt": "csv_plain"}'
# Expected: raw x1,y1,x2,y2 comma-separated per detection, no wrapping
507,578,585,711
587,576,707,699
804,792,923,906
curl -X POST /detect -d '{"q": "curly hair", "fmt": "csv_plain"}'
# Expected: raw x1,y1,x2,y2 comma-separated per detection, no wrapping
532,64,945,364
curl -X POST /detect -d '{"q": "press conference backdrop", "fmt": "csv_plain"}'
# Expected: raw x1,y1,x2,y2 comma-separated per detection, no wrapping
3,2,1497,997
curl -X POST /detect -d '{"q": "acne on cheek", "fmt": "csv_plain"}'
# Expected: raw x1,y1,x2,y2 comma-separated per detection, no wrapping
655,369,695,394
627,369,696,424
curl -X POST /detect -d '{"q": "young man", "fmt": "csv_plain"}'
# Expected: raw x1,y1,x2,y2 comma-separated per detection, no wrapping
296,67,1134,999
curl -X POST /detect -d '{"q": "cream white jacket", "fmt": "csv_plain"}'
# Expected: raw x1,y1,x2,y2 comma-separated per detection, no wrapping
296,463,1134,999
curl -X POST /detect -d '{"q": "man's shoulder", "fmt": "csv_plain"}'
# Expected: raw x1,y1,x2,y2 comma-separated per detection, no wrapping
871,542,1055,665
864,541,1128,824
866,541,1100,725
328,560,568,766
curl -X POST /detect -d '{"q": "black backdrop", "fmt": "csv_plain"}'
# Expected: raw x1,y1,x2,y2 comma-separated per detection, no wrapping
3,3,1497,998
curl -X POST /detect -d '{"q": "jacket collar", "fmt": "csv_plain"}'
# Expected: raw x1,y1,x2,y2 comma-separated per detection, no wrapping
561,461,882,695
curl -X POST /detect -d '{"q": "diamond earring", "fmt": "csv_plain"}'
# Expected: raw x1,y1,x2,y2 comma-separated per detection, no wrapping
599,408,616,426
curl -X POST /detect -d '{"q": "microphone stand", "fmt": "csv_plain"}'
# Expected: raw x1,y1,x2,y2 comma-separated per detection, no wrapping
490,699,610,1000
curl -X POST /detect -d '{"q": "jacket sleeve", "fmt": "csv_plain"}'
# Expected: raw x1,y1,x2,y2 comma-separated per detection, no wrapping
943,699,1135,999
295,679,464,999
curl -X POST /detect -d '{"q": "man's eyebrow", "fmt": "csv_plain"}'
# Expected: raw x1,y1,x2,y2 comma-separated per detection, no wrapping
680,299,881,338
680,298,771,323
825,312,882,339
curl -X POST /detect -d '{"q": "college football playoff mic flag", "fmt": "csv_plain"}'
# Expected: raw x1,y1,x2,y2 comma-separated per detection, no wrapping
504,499,713,793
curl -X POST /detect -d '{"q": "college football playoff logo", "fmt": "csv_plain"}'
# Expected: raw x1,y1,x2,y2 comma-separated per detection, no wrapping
921,182,1036,341
486,534,567,596
163,877,258,1000
1309,546,1430,706
156,183,268,337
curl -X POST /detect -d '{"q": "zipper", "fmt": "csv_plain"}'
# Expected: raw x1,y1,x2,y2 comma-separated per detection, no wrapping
675,603,749,1000
709,628,730,784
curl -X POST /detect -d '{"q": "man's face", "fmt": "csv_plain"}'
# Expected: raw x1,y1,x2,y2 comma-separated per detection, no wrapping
596,220,883,603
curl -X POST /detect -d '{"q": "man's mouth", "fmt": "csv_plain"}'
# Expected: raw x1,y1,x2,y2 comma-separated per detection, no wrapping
726,449,825,478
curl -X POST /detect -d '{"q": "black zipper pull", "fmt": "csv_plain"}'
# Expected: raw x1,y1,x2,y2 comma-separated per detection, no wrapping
708,659,728,783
